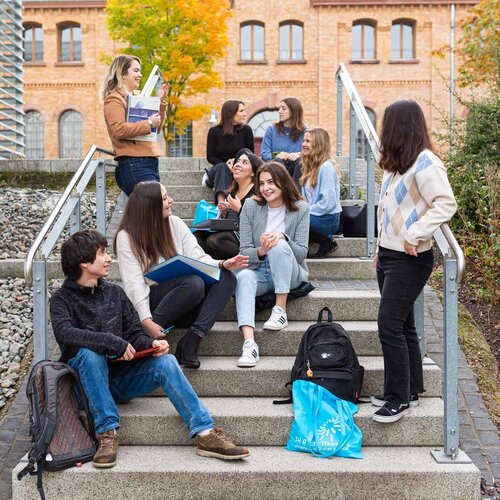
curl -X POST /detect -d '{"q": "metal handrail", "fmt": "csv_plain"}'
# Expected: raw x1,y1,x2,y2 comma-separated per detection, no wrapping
24,145,114,285
437,223,465,284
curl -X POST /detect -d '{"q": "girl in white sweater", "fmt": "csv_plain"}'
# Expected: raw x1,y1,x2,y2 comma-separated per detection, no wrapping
371,100,456,423
114,181,248,369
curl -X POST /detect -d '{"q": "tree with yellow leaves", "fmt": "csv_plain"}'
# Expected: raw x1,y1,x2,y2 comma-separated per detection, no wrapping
106,0,232,153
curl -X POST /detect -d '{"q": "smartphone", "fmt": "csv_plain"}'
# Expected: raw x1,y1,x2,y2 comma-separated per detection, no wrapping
161,325,174,334
109,345,161,363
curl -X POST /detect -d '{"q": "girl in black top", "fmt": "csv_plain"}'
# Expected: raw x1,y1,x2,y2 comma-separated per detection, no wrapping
196,148,263,259
204,100,255,203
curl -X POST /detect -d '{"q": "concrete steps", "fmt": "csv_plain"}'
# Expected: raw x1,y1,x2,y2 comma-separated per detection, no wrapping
12,446,479,500
148,356,442,398
116,396,444,446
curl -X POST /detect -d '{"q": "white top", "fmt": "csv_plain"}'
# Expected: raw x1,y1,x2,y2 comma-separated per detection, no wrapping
265,204,286,233
115,215,219,322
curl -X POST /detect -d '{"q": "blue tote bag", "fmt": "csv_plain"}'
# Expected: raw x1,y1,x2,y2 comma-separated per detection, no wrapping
286,379,363,459
191,199,219,232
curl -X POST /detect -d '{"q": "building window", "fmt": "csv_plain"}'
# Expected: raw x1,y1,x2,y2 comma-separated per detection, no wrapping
247,109,279,156
279,21,304,61
25,111,44,158
240,22,265,61
59,110,83,158
356,108,376,163
352,20,376,60
58,23,82,62
391,20,415,60
169,123,193,157
23,24,43,63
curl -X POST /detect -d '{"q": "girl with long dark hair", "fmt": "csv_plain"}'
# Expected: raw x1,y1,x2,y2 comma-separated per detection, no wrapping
371,100,456,423
300,127,342,258
114,181,249,369
235,162,310,367
195,148,263,259
102,54,167,196
204,100,255,203
261,97,307,184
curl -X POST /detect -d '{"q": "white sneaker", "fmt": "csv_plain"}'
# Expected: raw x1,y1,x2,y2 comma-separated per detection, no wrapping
202,172,210,187
263,306,288,331
237,340,259,367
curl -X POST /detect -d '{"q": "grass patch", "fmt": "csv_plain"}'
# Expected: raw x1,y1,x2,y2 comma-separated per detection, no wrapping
458,304,500,428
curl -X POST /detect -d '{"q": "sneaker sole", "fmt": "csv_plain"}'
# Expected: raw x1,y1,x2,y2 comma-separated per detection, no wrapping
372,407,410,423
196,449,250,460
237,358,259,368
92,460,116,468
263,322,288,331
370,396,418,408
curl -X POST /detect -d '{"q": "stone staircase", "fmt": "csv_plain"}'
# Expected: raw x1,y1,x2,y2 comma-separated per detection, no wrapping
12,158,480,499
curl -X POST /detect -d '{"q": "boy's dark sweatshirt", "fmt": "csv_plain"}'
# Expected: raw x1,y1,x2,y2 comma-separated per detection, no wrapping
50,278,153,363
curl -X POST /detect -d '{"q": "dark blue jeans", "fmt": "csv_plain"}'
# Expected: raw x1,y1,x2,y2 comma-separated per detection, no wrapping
376,246,434,405
68,348,213,437
309,213,340,242
115,156,160,196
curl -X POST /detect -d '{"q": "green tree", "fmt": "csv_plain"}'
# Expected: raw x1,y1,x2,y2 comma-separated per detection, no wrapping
106,0,232,152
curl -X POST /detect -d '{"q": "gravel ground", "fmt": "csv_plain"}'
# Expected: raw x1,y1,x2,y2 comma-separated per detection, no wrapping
0,188,117,408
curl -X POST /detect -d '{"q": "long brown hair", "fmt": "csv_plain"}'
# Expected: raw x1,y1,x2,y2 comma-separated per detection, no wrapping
379,99,435,174
101,54,141,100
276,97,306,142
254,161,302,211
300,127,339,188
219,100,244,136
226,148,264,195
113,181,177,272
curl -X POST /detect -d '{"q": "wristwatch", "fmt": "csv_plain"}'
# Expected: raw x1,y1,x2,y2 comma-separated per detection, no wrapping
147,118,154,129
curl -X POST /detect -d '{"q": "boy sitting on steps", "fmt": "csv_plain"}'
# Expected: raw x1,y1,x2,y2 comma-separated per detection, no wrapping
50,229,249,468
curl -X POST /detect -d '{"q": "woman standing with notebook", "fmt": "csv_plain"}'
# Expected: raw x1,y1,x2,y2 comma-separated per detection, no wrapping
114,181,249,369
103,54,167,196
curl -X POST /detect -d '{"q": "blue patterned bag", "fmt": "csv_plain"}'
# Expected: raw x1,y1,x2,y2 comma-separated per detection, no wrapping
286,379,363,459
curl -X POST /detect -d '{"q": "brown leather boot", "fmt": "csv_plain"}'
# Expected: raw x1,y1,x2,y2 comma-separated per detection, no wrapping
197,428,250,460
93,429,119,468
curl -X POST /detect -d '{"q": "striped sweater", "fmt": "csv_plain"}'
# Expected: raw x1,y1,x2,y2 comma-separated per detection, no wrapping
377,149,457,253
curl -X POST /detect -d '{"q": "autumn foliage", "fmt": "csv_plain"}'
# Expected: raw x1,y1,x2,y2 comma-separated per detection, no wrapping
106,0,233,152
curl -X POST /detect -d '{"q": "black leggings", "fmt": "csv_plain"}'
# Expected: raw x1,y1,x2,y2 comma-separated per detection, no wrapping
148,270,236,337
194,231,239,260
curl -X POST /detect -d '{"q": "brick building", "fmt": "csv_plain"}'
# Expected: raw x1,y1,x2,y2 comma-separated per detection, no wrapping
22,0,476,159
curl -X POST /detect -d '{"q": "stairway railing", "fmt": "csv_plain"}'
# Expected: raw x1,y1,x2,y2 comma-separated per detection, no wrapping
335,63,469,463
24,145,115,360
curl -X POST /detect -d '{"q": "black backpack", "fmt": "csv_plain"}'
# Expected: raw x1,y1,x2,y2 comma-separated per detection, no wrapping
284,307,364,404
17,360,96,500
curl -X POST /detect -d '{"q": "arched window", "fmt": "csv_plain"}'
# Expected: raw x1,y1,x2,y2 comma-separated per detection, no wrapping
240,21,265,61
169,123,193,157
25,111,44,158
352,20,376,60
247,109,279,155
391,20,415,60
279,21,304,61
59,110,83,158
58,22,82,62
23,23,44,63
356,108,376,163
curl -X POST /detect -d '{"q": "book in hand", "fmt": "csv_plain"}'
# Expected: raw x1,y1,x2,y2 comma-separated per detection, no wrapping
126,94,160,142
144,254,221,286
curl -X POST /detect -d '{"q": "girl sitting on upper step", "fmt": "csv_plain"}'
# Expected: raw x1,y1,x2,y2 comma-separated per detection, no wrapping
235,162,310,368
195,148,263,259
114,180,249,369
299,127,342,259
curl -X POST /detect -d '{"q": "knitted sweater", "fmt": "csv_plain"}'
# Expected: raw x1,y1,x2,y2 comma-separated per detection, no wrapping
377,149,457,253
206,124,254,165
301,160,341,216
50,278,153,363
115,215,220,322
103,91,166,159
261,125,306,161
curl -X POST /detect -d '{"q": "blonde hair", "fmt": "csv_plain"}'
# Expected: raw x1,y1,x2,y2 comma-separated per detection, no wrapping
300,127,339,188
101,54,141,100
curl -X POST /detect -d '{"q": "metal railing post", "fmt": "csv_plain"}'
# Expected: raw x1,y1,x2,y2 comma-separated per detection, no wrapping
95,160,106,236
366,151,376,258
336,75,343,157
415,291,426,359
32,259,48,362
69,198,81,235
348,103,357,199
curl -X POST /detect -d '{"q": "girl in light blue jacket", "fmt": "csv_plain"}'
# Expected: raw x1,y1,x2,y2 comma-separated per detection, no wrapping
300,127,341,258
